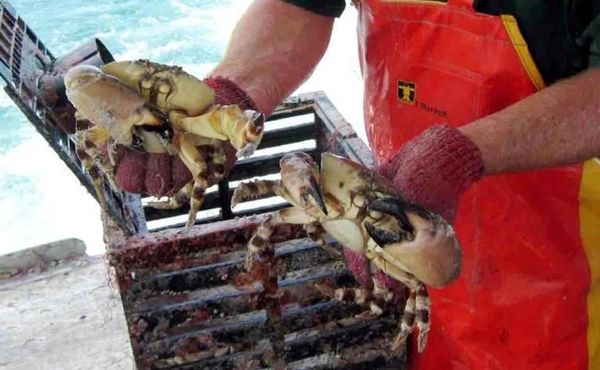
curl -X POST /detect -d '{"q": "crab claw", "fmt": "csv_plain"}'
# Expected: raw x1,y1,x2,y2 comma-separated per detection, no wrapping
303,176,328,215
365,198,462,288
175,105,264,158
236,143,258,159
235,110,264,158
280,153,328,215
364,221,407,246
64,65,165,147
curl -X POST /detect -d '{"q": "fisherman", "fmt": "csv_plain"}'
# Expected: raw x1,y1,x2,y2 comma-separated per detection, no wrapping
116,1,600,369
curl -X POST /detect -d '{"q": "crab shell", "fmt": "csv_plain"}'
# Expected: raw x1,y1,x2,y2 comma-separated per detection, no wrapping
101,60,214,118
308,153,462,288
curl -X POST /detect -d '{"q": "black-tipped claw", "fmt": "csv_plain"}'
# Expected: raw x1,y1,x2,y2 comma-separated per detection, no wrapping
246,110,264,126
368,198,413,234
307,177,328,215
364,221,407,246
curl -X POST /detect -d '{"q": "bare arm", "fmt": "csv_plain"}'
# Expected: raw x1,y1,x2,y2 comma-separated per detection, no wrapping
461,68,600,175
211,0,335,114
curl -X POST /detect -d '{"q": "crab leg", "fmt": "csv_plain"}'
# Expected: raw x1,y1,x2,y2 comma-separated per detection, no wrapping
178,135,211,228
365,198,435,352
246,214,277,269
210,143,228,182
304,222,341,257
234,175,322,266
315,282,392,315
367,244,432,350
148,141,228,212
231,180,280,207
390,284,430,353
74,126,118,208
75,126,114,175
245,208,319,267
317,274,429,352
415,285,431,352
242,214,287,368
392,290,417,352
147,183,192,210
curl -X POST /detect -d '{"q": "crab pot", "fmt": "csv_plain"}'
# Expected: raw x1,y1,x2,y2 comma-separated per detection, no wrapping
106,93,407,369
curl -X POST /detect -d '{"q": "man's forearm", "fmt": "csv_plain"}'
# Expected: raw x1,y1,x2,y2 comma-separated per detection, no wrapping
461,68,600,175
211,0,334,114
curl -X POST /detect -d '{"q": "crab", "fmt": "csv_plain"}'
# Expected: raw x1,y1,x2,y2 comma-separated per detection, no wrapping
232,152,462,353
64,60,264,227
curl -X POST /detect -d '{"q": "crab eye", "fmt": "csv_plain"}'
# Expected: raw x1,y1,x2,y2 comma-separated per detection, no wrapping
160,128,172,140
131,134,143,150
139,124,172,141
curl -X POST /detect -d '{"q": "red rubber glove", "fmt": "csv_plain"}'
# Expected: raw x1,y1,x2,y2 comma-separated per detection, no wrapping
115,77,259,196
344,125,484,287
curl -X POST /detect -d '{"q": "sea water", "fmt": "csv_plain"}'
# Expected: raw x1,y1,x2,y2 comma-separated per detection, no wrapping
0,0,364,255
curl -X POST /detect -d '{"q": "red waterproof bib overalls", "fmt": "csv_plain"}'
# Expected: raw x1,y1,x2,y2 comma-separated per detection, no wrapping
356,0,600,369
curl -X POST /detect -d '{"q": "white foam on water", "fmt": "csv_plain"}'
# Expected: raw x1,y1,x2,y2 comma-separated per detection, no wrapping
0,88,15,108
0,135,104,255
167,0,247,33
139,17,161,27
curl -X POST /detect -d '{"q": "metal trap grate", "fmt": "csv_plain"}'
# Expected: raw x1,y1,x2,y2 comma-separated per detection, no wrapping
108,216,406,369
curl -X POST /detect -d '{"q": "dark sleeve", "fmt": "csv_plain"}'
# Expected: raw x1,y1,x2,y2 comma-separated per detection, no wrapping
280,0,346,18
579,16,600,68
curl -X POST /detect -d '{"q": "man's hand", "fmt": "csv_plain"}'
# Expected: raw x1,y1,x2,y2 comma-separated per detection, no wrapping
343,125,484,287
376,125,484,222
115,77,258,196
